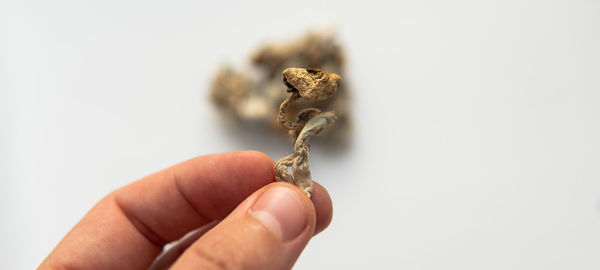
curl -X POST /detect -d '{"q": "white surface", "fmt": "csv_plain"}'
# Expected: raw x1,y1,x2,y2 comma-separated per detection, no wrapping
2,0,600,269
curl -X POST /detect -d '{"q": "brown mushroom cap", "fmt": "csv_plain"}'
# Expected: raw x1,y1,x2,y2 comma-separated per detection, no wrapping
282,68,341,101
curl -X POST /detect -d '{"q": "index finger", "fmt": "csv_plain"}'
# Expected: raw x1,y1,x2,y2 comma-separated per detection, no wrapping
40,151,276,270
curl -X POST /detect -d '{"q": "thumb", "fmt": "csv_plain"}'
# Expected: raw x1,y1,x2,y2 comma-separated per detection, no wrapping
170,182,317,270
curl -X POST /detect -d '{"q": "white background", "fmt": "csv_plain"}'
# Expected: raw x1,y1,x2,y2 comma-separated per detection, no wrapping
1,0,600,269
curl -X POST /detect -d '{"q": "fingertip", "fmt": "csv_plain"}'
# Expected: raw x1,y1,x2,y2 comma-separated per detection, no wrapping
249,181,332,237
228,150,276,182
311,181,333,235
232,150,275,166
250,182,315,242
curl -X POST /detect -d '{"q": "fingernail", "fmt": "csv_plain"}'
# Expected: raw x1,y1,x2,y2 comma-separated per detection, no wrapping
250,185,308,242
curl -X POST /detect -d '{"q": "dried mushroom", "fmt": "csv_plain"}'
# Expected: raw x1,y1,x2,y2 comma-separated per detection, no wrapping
209,31,352,143
275,68,342,196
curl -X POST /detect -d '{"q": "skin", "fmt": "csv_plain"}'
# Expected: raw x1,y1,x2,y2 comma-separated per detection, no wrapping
39,151,333,270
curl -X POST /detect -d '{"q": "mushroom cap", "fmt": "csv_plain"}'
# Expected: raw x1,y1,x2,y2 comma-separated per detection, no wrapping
282,68,341,101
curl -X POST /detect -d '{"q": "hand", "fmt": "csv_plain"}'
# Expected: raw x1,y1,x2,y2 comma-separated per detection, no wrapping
39,151,333,269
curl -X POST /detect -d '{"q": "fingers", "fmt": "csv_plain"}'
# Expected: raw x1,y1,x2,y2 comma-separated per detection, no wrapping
39,151,334,270
40,151,276,270
151,182,332,270
171,182,330,270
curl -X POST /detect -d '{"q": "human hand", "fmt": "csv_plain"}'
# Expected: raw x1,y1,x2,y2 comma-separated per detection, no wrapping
39,151,333,269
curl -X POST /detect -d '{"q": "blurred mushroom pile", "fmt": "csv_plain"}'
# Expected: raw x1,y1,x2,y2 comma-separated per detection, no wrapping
210,31,352,144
